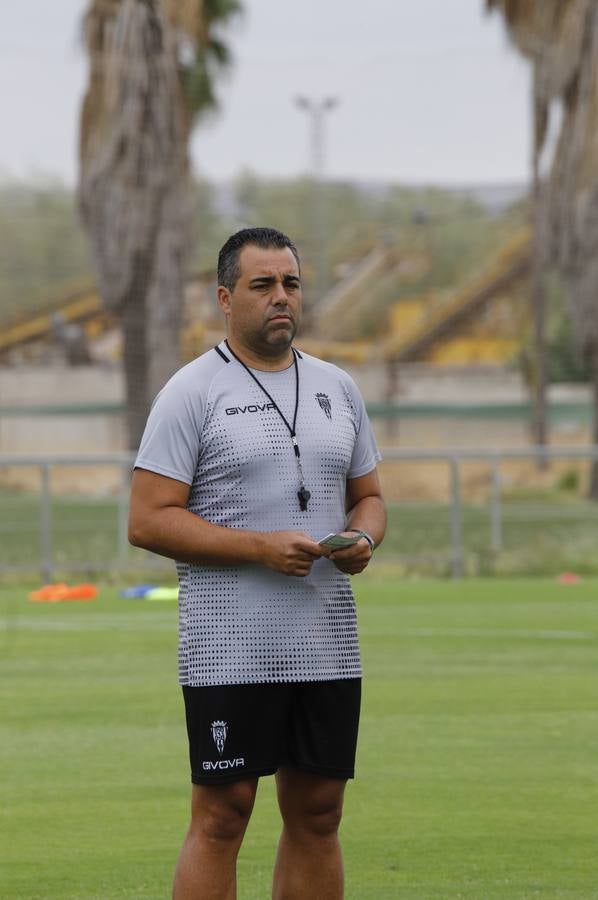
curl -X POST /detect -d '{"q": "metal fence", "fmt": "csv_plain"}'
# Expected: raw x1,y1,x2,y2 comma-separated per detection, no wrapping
2,447,598,581
381,445,598,577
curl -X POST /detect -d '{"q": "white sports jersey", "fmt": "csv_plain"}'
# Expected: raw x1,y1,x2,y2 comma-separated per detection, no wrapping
135,341,382,686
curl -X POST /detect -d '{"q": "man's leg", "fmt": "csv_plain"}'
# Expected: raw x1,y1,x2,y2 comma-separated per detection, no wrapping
173,777,258,900
272,767,347,900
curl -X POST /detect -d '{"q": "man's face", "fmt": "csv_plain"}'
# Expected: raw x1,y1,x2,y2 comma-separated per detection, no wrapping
218,244,302,357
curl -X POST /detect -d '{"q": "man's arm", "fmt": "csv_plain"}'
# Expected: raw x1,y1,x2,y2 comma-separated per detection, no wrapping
329,468,386,575
128,468,327,577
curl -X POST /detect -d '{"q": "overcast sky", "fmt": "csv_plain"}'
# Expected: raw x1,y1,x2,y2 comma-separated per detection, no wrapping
1,0,531,187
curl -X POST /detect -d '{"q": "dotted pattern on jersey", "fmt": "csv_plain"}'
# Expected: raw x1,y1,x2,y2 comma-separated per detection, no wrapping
139,347,380,687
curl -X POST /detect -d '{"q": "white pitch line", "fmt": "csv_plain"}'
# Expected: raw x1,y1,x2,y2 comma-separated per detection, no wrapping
0,613,175,632
399,628,595,641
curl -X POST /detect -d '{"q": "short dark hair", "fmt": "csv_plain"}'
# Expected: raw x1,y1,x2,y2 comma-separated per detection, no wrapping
217,227,300,292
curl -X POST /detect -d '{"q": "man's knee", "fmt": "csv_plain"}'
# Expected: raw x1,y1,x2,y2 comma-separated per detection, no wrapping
297,801,343,838
200,806,249,844
277,771,345,839
191,780,256,845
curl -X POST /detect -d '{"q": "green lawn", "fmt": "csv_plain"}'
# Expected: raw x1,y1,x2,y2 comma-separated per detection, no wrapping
1,577,597,898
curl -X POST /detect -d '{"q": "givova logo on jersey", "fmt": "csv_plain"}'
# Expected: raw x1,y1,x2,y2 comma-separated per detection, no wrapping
202,719,245,771
225,402,276,415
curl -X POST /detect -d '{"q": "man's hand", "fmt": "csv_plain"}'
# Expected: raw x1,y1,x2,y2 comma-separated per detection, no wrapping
261,531,329,577
329,532,373,575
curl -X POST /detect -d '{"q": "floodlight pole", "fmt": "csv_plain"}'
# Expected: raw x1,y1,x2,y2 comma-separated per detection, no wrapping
294,96,339,305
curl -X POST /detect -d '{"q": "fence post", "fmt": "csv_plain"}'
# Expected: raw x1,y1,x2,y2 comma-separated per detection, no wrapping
490,458,502,553
39,462,53,583
117,460,130,562
449,456,463,578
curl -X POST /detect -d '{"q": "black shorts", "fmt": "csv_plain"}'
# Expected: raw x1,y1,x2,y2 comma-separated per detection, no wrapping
182,678,361,785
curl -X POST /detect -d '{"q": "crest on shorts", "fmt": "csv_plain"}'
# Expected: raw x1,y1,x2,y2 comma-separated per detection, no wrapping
316,392,332,420
211,720,227,756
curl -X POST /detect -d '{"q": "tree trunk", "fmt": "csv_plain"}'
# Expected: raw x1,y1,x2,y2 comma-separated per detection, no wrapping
123,178,190,451
385,359,399,442
589,340,598,499
530,133,548,468
530,239,548,463
122,251,155,451
146,178,190,405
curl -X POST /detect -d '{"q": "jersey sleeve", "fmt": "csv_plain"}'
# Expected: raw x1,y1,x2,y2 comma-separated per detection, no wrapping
344,374,382,479
134,373,203,486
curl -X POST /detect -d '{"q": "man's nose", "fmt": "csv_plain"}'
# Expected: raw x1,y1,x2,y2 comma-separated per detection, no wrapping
271,281,289,303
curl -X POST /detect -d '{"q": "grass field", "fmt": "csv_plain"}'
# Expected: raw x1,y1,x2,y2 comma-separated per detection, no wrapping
2,576,597,899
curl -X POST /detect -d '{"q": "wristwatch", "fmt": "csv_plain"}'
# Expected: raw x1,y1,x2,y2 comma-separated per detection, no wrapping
347,529,375,553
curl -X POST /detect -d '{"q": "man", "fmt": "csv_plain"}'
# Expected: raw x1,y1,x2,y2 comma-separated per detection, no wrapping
129,227,386,899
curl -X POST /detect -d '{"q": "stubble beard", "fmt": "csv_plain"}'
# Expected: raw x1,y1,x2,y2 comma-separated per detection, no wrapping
255,318,298,357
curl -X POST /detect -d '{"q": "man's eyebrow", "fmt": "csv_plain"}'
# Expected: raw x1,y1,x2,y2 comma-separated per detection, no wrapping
249,274,301,285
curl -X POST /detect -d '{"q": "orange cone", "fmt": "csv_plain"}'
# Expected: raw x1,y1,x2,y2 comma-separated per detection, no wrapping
28,583,98,602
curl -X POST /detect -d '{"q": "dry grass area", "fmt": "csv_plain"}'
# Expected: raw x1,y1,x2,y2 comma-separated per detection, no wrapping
378,457,591,503
0,449,593,504
0,463,125,496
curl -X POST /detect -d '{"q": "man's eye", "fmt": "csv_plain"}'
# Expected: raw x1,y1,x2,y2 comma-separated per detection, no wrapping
285,281,300,290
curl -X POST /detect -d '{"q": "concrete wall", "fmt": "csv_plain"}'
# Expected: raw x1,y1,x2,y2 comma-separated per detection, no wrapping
0,362,592,455
0,365,125,453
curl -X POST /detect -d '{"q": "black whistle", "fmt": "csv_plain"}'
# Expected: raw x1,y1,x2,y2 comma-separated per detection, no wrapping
298,486,311,511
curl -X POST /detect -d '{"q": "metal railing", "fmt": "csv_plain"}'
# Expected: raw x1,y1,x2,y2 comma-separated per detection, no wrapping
2,446,598,580
380,445,598,577
0,453,137,582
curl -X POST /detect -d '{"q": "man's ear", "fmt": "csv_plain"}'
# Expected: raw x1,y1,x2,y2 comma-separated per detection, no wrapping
217,285,232,315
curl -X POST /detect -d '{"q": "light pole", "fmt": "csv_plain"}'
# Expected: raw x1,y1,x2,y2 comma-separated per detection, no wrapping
294,96,339,304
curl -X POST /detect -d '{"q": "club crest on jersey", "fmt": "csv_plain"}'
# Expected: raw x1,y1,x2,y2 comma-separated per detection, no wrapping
316,392,332,420
211,720,227,756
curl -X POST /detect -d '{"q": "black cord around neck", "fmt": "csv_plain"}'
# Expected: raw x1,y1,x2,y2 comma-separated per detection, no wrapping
224,341,300,447
224,340,311,510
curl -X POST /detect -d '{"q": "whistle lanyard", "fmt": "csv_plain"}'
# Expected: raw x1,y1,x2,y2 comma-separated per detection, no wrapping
224,341,311,510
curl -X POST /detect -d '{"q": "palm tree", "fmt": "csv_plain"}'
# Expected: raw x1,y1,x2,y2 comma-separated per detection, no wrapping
79,0,240,449
488,1,598,493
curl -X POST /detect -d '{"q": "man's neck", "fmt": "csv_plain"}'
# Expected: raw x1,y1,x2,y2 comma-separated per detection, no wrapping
224,336,294,372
